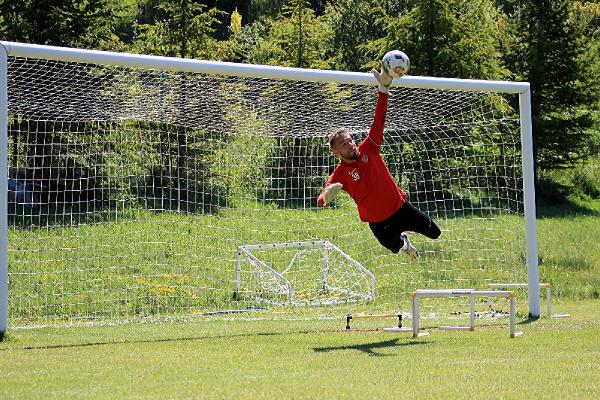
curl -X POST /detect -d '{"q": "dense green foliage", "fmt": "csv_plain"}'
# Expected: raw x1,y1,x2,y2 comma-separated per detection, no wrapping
366,0,509,79
505,0,595,174
1,0,598,195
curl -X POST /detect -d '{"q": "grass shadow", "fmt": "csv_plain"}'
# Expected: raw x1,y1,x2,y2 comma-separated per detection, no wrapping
536,179,600,217
538,198,600,217
3,327,416,351
0,330,292,351
313,338,429,356
518,315,541,325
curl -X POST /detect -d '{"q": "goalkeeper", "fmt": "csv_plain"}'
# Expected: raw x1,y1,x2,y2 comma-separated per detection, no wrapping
317,67,441,260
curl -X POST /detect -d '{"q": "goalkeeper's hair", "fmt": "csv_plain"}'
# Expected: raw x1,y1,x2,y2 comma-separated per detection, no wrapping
328,128,349,149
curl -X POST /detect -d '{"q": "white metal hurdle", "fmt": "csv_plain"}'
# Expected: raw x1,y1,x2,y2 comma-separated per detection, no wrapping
390,289,524,338
487,283,571,318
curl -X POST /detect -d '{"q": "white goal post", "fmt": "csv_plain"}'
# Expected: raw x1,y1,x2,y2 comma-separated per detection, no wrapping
0,44,8,338
0,41,540,336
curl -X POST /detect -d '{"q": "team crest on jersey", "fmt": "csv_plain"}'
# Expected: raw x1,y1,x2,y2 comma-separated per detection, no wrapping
349,170,360,181
361,154,368,163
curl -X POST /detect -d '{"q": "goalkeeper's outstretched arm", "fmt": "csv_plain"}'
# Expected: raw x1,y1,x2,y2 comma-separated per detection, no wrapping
317,67,390,209
317,182,343,207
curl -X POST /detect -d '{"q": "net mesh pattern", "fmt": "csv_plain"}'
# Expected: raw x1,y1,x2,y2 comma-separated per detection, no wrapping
6,56,526,326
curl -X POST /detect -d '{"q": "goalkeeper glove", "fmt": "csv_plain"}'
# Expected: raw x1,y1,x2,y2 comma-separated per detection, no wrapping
322,183,343,206
371,66,393,93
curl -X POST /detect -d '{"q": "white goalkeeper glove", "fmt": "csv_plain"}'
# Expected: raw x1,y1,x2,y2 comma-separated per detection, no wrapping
323,183,343,206
371,65,393,93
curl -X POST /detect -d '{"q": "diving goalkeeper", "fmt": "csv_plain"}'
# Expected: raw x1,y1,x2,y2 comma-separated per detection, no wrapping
317,67,441,260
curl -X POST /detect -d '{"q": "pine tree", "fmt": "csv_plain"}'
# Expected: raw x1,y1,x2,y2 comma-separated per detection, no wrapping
326,0,388,71
235,1,333,69
132,0,224,59
506,0,594,171
0,0,122,48
365,0,508,80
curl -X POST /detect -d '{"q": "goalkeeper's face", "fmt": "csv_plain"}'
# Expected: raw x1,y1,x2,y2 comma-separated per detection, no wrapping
332,132,358,162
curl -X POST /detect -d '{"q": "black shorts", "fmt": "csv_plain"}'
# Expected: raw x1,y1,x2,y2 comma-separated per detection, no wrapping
369,202,441,254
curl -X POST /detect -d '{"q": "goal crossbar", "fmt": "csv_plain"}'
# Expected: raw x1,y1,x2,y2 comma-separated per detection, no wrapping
0,41,530,93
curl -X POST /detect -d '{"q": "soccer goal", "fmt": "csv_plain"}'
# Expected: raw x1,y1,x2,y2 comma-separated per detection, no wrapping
234,240,376,306
0,42,539,336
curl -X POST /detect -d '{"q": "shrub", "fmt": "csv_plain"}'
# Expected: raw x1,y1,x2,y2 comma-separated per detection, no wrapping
571,157,600,199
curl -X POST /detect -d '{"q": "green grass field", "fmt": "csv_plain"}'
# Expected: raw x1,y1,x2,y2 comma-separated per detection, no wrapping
8,200,537,322
1,299,599,399
7,198,600,323
2,197,599,399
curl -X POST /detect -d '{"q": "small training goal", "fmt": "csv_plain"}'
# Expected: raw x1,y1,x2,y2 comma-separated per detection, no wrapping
234,240,376,306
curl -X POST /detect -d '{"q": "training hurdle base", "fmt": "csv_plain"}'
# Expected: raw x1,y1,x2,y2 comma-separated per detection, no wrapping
487,283,571,318
345,313,430,337
409,289,524,338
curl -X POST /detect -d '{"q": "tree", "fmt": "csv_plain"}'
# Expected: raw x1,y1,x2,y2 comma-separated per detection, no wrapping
505,0,594,172
570,1,600,149
365,0,508,79
0,0,129,213
130,1,227,211
187,0,250,40
235,1,334,68
281,0,314,68
0,0,123,49
247,0,327,23
325,0,388,71
132,0,224,59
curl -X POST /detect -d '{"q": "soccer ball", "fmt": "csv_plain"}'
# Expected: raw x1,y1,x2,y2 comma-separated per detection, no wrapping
382,50,410,78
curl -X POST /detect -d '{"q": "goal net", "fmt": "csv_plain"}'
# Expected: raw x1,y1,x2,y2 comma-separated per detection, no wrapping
235,241,376,307
0,42,538,330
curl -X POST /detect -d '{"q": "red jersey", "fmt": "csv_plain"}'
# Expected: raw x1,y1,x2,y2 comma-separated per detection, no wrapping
318,91,407,223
